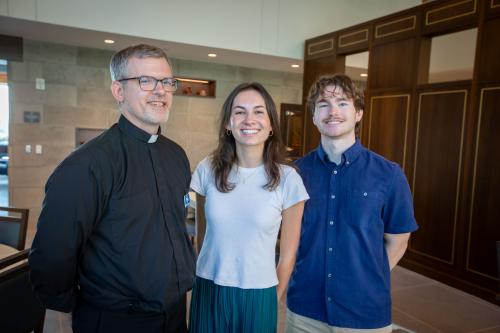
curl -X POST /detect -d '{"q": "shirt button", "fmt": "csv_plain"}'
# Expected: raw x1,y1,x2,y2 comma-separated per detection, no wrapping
328,247,333,252
363,192,368,197
331,195,336,199
327,297,331,302
328,273,332,278
329,220,334,225
333,170,338,174
346,161,350,165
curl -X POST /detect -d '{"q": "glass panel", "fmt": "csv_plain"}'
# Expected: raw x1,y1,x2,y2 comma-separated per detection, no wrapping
345,51,369,87
428,28,477,83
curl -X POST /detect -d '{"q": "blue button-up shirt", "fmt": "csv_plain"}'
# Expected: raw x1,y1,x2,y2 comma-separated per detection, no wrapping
287,140,418,329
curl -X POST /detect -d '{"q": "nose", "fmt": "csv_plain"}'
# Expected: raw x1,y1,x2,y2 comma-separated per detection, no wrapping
152,80,167,94
243,112,256,123
328,104,341,115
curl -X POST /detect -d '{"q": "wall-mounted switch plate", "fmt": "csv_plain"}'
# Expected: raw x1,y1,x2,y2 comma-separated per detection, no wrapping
36,78,45,90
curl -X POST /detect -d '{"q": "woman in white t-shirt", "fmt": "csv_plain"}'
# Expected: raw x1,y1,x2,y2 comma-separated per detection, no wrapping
188,82,309,333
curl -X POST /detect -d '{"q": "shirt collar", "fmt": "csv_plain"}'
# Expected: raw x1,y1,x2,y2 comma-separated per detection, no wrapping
118,115,160,143
316,139,363,166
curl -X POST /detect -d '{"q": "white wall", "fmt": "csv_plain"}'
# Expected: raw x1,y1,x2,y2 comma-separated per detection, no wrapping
0,0,420,59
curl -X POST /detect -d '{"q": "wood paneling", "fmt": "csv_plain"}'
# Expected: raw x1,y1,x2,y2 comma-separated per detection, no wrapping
305,33,336,60
375,15,416,39
467,87,500,280
337,26,369,54
410,90,468,264
477,18,500,83
367,94,410,170
487,0,500,19
423,0,478,33
369,39,417,90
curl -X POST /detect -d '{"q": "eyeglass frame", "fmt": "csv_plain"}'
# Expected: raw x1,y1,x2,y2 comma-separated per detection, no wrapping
117,76,178,92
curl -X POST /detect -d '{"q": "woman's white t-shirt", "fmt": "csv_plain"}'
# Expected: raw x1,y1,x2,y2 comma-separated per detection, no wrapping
190,157,309,289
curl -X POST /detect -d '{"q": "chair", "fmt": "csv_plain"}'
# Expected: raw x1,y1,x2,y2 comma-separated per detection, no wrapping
0,249,46,333
0,207,29,250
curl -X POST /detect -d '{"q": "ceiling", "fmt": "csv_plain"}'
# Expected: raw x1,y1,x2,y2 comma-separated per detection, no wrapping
0,15,304,73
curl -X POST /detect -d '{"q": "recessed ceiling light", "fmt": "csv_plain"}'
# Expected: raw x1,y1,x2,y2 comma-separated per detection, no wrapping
291,64,300,68
360,73,368,77
104,39,115,44
208,53,217,58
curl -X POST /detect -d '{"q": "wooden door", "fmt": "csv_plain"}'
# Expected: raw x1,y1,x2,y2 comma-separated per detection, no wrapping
280,103,304,160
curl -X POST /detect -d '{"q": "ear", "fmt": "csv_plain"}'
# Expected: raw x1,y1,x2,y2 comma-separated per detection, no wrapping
225,117,233,131
355,109,364,123
111,81,125,103
312,109,319,127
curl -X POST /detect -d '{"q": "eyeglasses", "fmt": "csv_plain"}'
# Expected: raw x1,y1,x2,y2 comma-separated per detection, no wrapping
118,76,178,92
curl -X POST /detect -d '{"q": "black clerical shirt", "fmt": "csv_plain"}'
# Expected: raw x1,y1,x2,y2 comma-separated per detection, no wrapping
29,116,196,313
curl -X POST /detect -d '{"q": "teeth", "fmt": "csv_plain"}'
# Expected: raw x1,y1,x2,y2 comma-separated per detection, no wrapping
242,129,258,134
149,102,164,106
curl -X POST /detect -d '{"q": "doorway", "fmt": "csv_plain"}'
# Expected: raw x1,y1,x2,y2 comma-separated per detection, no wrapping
279,103,304,160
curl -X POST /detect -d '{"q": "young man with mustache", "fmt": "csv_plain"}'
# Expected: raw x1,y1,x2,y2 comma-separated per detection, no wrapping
286,74,418,332
29,44,195,333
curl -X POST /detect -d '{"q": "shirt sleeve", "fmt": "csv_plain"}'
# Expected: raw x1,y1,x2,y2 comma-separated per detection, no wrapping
281,167,310,210
28,159,105,312
190,158,209,196
383,165,418,234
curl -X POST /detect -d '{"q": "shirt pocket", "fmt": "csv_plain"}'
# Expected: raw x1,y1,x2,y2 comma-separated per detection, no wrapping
347,189,384,230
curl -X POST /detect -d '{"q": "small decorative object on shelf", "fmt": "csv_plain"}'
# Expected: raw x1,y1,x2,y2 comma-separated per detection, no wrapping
175,77,216,98
182,86,193,95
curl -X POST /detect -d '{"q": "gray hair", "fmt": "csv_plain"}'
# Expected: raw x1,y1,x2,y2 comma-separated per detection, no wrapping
109,44,171,81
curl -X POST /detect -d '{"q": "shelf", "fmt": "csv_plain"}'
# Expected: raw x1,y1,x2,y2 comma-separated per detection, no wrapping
175,77,216,98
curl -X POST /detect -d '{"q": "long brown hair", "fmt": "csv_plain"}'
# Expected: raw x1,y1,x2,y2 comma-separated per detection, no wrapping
211,82,288,192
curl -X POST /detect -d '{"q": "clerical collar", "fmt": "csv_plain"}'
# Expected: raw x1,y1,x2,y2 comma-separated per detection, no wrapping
118,116,161,143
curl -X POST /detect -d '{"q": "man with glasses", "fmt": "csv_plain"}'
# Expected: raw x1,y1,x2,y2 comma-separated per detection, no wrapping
286,74,418,332
29,44,195,333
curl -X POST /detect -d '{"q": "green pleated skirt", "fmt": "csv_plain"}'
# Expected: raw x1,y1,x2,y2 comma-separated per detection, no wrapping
188,276,277,333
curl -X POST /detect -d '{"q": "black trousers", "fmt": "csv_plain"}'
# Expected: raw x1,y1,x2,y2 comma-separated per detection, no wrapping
72,295,187,333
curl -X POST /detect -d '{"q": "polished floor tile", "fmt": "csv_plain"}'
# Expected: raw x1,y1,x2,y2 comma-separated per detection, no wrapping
392,269,500,333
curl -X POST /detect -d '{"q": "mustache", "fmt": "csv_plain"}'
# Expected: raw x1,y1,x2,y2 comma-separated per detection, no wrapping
323,116,343,122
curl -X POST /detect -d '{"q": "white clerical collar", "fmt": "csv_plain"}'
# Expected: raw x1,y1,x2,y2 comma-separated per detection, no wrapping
148,134,158,143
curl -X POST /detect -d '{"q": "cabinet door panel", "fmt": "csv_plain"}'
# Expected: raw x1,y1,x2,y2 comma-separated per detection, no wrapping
368,94,410,170
410,90,468,264
467,87,500,280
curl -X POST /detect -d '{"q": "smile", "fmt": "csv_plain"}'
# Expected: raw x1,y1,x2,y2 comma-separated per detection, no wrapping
241,129,260,135
148,101,166,107
324,119,342,124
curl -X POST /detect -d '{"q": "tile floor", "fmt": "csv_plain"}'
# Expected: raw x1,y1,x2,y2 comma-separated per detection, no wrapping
41,266,500,333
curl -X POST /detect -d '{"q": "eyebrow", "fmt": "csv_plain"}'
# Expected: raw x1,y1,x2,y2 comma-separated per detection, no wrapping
232,105,266,110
